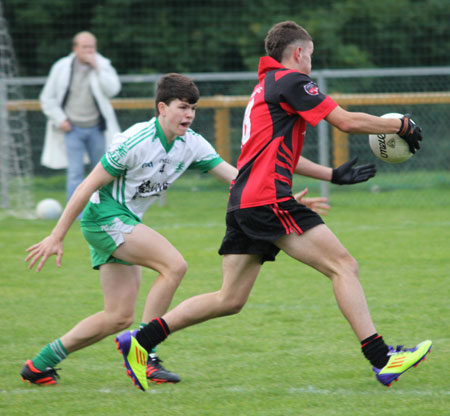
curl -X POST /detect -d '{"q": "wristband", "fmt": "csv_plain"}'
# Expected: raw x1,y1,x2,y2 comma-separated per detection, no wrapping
397,115,410,136
397,117,405,135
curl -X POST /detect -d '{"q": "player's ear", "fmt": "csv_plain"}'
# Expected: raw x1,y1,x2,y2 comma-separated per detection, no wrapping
157,101,166,117
289,45,302,64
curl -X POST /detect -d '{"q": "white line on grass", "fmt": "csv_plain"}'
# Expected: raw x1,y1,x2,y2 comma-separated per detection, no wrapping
226,386,449,396
335,221,450,231
4,386,449,396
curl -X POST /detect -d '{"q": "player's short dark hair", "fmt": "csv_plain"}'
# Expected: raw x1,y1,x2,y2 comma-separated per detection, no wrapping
265,21,312,63
155,73,200,115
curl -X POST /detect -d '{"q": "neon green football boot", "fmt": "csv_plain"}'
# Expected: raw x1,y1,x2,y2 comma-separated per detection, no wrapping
373,340,432,387
114,330,148,391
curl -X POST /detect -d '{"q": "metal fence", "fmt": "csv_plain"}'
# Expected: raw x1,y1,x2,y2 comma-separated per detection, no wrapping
5,66,450,204
5,1,450,76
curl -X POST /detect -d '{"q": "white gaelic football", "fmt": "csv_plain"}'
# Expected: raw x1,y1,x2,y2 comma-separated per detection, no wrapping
36,198,63,219
369,113,413,163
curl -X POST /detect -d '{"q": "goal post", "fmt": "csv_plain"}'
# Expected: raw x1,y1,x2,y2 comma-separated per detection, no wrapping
0,1,35,218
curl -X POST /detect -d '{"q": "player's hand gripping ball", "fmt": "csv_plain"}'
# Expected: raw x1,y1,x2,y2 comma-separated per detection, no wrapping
369,113,422,163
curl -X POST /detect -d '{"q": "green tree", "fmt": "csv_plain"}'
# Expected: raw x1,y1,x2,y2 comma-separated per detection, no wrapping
3,0,450,76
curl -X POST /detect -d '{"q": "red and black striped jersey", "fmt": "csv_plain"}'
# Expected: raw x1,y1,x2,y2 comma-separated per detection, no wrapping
227,56,338,211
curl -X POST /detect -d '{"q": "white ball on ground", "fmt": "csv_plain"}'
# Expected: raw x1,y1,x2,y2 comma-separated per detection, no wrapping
36,198,63,219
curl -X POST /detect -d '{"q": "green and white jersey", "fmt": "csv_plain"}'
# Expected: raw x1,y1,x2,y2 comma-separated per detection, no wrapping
82,117,222,222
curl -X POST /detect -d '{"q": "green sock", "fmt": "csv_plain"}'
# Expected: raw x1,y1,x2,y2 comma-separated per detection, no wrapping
140,322,156,355
32,339,68,371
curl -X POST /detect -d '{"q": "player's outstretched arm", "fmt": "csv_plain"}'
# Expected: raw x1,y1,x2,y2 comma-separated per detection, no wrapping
325,106,402,134
326,107,423,154
25,163,114,272
295,155,375,185
208,161,238,183
294,156,332,180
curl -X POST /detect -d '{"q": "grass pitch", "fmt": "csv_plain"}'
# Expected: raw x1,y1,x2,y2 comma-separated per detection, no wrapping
1,174,449,416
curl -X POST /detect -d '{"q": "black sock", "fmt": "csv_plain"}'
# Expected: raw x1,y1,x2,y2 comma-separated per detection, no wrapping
136,318,170,353
361,333,389,368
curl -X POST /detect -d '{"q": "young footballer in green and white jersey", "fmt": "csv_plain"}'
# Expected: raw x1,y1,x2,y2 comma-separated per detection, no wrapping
81,117,224,272
22,73,236,386
22,73,330,389
85,116,222,224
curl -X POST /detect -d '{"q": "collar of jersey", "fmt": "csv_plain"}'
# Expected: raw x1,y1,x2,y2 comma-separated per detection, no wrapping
154,118,185,152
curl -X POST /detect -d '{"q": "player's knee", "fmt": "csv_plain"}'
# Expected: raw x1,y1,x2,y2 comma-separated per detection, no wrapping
108,311,135,332
153,256,188,287
327,252,359,280
221,296,246,316
168,257,188,284
335,253,359,279
176,258,188,278
344,254,359,277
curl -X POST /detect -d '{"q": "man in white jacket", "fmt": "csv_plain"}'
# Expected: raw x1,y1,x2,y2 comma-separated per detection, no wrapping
40,31,121,201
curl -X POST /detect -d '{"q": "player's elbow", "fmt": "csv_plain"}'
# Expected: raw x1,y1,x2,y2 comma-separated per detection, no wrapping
327,107,364,133
333,118,360,133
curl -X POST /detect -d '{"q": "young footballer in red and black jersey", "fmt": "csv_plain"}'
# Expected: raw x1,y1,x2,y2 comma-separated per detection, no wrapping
116,21,430,390
228,56,337,210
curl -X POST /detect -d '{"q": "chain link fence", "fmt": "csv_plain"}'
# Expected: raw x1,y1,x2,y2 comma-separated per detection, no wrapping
7,68,450,205
2,0,450,208
4,0,450,76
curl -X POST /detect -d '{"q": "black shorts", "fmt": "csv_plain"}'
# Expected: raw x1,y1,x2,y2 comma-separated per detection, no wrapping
218,198,324,264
